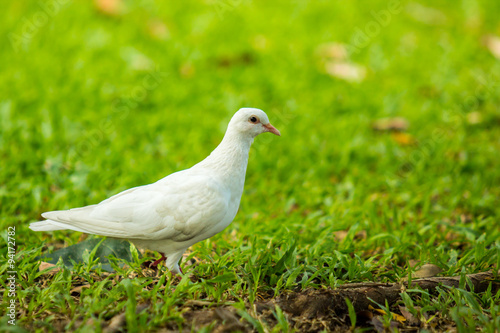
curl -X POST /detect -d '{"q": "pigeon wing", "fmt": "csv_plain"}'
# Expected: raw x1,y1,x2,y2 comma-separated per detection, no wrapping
41,172,229,241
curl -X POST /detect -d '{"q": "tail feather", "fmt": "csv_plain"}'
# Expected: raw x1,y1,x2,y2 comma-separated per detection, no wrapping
29,220,88,233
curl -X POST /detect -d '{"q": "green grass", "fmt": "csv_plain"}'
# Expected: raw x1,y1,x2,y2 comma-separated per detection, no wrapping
1,0,500,331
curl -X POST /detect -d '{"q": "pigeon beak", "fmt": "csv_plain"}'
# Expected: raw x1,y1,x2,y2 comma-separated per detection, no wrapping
263,123,281,136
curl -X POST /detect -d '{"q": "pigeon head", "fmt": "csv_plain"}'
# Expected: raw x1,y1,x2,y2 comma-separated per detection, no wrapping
229,108,281,138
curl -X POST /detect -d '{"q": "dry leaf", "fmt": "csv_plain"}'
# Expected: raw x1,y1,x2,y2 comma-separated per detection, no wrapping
317,43,348,61
78,233,88,242
214,307,245,330
483,35,500,59
370,315,385,333
370,315,400,332
105,313,126,333
391,132,415,146
466,111,482,124
368,305,406,323
94,0,125,16
38,262,61,274
372,117,409,131
355,230,367,240
70,284,90,295
185,300,213,307
333,230,366,242
333,230,349,242
406,3,447,25
460,213,472,223
148,19,170,40
325,62,366,82
408,259,419,268
413,263,442,278
398,305,419,325
316,42,365,82
180,62,195,79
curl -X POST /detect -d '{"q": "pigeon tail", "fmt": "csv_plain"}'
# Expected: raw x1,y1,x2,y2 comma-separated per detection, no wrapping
29,220,87,233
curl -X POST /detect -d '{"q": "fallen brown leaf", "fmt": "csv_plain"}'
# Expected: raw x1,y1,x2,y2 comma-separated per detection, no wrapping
333,230,349,242
372,117,409,131
316,42,365,82
316,42,348,61
147,19,170,40
78,233,88,242
94,0,125,16
370,315,400,332
406,3,448,25
185,300,213,307
180,62,195,79
398,305,419,325
105,303,149,333
368,305,406,323
38,262,61,274
325,62,366,82
466,111,482,124
408,259,419,268
413,264,442,278
356,230,367,240
391,132,415,146
105,313,125,333
70,284,90,295
333,230,367,242
483,35,500,59
213,308,246,331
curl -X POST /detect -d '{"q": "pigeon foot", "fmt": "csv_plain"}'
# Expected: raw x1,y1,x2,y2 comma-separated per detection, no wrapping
149,252,167,268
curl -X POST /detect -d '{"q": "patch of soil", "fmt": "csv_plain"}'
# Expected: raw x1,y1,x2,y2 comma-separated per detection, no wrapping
172,270,500,332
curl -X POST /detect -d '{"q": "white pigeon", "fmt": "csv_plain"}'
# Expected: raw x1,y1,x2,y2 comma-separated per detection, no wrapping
30,108,280,275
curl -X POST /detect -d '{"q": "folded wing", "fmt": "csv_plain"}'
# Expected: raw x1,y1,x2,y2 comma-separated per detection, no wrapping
32,171,229,242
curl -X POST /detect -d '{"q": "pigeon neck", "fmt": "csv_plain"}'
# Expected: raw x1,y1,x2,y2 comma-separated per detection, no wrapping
199,129,253,177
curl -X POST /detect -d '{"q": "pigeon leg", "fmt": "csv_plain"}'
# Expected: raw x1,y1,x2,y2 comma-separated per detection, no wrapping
149,252,167,268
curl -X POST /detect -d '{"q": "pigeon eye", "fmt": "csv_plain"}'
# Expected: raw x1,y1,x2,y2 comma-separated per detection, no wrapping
249,116,258,123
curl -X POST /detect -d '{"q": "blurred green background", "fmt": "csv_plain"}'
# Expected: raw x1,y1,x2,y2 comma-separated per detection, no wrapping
1,0,500,331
